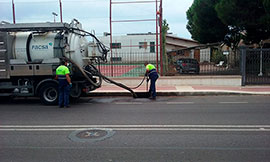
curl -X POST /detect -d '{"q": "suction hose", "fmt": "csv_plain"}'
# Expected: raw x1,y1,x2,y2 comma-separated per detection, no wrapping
99,73,138,98
130,75,147,89
65,58,137,98
65,57,102,88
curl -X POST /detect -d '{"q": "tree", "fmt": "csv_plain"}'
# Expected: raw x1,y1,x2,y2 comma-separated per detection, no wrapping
215,0,270,44
187,0,270,47
162,19,170,75
186,0,228,44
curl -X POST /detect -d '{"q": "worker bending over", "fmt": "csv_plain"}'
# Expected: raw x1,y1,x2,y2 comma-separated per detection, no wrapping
144,61,159,100
55,60,72,108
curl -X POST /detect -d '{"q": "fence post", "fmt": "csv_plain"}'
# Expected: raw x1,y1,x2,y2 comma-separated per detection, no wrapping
240,46,247,86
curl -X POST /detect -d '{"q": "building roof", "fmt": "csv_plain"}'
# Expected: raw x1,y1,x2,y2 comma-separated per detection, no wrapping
126,32,156,36
166,34,199,43
166,42,188,48
167,42,222,54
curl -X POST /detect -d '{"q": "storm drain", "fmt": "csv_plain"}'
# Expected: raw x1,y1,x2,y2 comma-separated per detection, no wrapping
68,128,115,143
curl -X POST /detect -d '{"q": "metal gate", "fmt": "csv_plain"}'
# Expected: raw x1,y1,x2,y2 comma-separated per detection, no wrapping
241,48,270,85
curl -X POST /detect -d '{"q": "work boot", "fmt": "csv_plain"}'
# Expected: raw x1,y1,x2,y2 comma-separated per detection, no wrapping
149,97,156,100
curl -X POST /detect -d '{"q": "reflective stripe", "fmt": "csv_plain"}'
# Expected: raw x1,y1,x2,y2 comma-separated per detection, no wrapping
57,75,66,79
149,69,157,74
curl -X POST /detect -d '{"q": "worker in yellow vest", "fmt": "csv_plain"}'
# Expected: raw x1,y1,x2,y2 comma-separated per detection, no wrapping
55,60,72,108
144,61,159,100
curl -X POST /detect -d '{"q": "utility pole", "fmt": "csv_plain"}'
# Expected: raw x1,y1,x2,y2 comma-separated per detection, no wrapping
109,0,113,77
12,0,16,24
155,0,159,73
159,0,163,75
59,0,63,23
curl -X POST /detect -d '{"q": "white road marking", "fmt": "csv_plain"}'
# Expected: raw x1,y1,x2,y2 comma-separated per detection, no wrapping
81,101,254,105
166,102,194,104
0,128,269,131
0,125,269,132
219,102,248,104
115,102,142,105
1,125,270,128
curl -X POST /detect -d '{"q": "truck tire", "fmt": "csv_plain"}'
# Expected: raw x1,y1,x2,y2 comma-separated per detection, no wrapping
39,83,58,105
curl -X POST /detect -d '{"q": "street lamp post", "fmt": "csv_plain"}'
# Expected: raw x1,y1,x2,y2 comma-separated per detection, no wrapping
52,12,58,23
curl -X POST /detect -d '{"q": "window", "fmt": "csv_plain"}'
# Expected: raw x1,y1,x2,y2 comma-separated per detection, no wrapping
139,42,147,49
111,57,122,62
150,42,155,53
111,43,121,49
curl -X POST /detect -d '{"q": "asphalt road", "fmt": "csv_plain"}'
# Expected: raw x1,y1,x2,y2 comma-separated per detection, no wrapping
0,96,270,162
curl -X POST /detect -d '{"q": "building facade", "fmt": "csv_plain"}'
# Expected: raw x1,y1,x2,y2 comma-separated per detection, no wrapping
98,33,159,63
98,33,204,63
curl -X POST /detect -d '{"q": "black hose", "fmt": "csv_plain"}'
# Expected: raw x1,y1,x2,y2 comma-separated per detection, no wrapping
100,73,138,98
65,57,102,88
83,63,146,97
67,27,110,62
130,75,147,89
83,63,138,98
65,56,140,98
26,33,33,62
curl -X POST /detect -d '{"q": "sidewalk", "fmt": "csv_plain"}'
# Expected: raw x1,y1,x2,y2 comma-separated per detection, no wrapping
91,78,270,96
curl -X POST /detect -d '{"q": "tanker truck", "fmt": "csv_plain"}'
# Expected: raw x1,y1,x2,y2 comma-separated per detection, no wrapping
0,19,110,105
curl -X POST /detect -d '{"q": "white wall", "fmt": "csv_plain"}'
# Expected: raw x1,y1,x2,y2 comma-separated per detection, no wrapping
98,34,160,62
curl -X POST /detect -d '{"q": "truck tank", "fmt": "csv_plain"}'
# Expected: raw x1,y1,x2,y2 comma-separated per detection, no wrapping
11,24,89,68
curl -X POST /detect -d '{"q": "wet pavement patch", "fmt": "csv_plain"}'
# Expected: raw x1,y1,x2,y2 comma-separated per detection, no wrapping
134,92,150,98
68,128,115,143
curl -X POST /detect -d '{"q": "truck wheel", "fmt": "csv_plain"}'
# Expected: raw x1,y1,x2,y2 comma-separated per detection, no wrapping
39,83,58,105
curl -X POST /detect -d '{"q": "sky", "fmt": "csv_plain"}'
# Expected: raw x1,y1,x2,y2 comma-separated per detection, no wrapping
0,0,193,39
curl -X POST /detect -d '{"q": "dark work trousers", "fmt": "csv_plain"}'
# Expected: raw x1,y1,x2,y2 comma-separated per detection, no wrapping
148,70,159,98
58,79,70,107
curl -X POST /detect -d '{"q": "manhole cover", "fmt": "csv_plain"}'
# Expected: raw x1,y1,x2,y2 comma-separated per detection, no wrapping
68,128,115,143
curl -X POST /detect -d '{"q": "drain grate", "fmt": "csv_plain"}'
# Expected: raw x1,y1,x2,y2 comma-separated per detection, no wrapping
68,128,115,143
